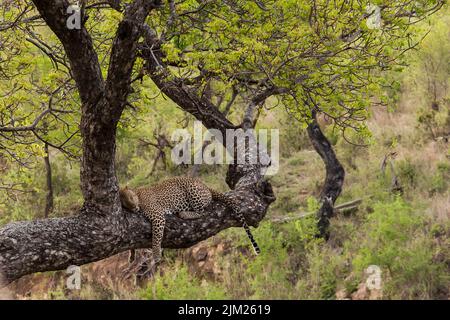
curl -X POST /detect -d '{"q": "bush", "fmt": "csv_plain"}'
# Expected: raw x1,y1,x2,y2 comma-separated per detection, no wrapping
429,162,450,195
397,159,420,189
350,198,448,299
139,262,228,300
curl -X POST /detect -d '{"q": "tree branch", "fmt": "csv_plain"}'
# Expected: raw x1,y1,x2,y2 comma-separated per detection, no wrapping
141,27,238,136
242,87,288,129
0,109,50,132
0,153,275,286
32,0,104,105
104,0,161,122
0,1,276,286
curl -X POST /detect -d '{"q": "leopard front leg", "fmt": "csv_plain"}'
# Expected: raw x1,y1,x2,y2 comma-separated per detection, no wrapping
150,214,166,264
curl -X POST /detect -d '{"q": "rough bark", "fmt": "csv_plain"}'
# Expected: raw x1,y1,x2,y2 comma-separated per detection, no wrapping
79,0,160,214
0,182,273,285
141,31,273,189
307,111,345,238
0,0,158,285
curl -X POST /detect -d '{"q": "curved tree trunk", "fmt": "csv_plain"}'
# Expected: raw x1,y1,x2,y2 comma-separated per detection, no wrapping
307,111,345,238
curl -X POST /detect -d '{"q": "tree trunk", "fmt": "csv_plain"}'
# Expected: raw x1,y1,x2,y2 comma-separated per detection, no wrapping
44,143,53,218
79,101,122,215
307,111,345,238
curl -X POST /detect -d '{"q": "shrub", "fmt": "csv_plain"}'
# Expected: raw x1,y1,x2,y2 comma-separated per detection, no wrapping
139,263,228,300
350,198,448,299
397,159,420,189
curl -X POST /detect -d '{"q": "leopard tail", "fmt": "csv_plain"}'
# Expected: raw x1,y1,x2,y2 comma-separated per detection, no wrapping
209,189,261,255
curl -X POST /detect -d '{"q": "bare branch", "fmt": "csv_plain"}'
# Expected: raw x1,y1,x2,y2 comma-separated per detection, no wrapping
0,109,50,133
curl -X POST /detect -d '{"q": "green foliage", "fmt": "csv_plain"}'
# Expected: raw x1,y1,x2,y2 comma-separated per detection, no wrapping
406,10,450,108
151,0,445,140
278,113,311,157
397,159,420,188
306,196,320,212
243,223,294,299
350,198,448,299
416,107,450,139
271,192,300,213
429,162,450,194
352,199,422,270
140,263,228,300
215,217,336,299
0,0,448,301
298,245,347,299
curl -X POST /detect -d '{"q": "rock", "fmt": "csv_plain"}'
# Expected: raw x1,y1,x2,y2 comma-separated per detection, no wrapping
185,240,230,280
192,246,208,261
351,282,383,300
335,288,349,300
351,283,369,300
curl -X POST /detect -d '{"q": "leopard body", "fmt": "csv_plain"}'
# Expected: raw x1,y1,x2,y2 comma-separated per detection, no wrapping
119,176,260,264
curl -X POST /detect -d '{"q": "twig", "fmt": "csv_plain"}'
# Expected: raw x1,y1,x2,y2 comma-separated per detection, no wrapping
270,197,366,223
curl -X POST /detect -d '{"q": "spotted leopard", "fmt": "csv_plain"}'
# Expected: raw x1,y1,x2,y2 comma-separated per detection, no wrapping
119,176,260,264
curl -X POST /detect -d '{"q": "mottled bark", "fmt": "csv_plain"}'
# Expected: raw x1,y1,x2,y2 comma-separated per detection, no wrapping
0,0,154,284
307,111,345,238
141,31,272,189
80,0,159,214
0,183,273,285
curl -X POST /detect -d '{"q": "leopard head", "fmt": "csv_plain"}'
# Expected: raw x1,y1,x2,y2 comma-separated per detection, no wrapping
119,186,140,212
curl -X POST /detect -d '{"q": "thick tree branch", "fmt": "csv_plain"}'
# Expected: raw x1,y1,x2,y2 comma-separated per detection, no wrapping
105,0,161,122
32,0,104,105
141,28,237,136
0,153,275,286
32,0,159,212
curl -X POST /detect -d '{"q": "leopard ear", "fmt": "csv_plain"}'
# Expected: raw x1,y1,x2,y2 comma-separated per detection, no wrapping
124,185,128,190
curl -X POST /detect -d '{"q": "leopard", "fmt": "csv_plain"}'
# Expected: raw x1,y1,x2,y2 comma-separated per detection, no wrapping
119,176,260,264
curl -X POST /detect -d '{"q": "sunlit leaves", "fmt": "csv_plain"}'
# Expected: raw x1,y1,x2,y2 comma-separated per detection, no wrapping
153,0,443,138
